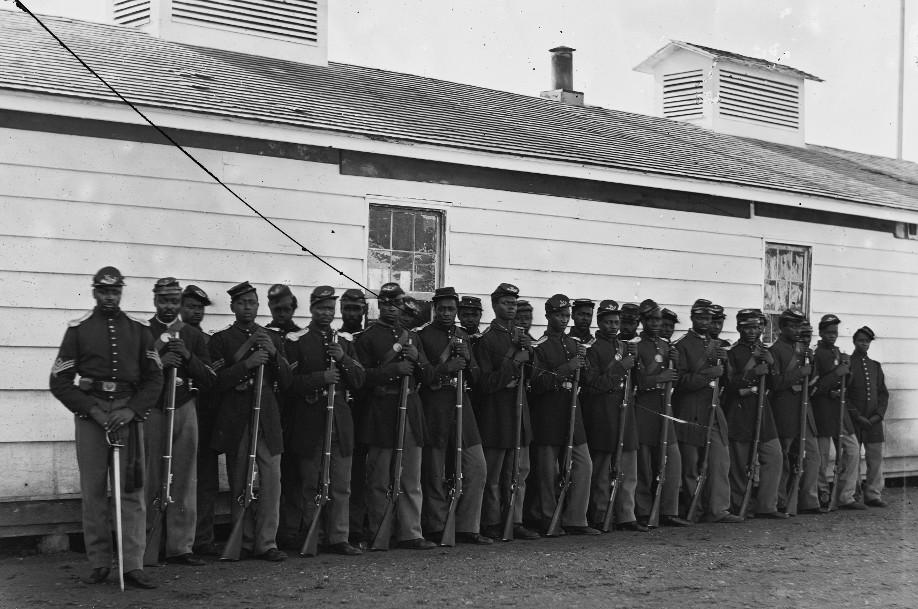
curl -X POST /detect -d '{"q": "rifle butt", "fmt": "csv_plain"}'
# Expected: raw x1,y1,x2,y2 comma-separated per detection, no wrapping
827,465,841,512
501,498,515,541
785,475,802,517
545,486,567,537
601,481,619,532
300,505,323,557
440,503,457,547
371,503,396,551
143,511,164,566
220,509,248,561
738,479,754,520
686,475,706,523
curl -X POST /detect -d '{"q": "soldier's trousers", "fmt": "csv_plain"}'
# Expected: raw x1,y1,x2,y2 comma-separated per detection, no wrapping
529,443,592,528
729,438,781,514
193,403,220,551
588,449,638,525
144,398,198,560
778,435,820,511
817,433,859,506
226,428,281,554
74,400,145,572
481,446,531,527
855,442,884,502
287,432,352,547
636,441,681,518
421,443,486,534
680,436,732,521
348,443,369,540
366,422,424,542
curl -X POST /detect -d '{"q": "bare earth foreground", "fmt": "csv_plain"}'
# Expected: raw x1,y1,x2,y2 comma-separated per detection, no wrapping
2,485,915,609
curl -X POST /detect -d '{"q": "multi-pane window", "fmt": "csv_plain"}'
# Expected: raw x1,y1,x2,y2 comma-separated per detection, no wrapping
368,205,443,295
763,242,811,343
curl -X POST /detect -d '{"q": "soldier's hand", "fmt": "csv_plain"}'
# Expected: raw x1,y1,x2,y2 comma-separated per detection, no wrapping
762,350,775,366
403,343,419,362
446,357,465,373
323,369,340,385
568,355,585,371
453,342,470,361
626,342,638,357
576,344,588,357
254,332,277,357
715,347,728,361
753,362,770,376
799,364,813,377
166,338,190,360
394,360,414,376
513,350,530,364
834,364,850,377
90,407,109,428
620,354,635,371
658,369,679,384
161,352,182,369
517,333,532,350
327,342,345,362
669,347,680,365
105,408,135,433
704,365,724,378
245,350,270,369
856,415,872,430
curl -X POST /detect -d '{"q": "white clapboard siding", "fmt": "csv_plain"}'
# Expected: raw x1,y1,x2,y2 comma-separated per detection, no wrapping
0,390,73,443
0,441,79,498
810,290,916,319
813,266,918,299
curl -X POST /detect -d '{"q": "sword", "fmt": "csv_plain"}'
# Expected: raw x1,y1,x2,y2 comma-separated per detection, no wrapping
107,430,125,592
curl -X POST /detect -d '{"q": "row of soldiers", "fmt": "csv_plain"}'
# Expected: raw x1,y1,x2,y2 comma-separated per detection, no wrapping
49,267,889,589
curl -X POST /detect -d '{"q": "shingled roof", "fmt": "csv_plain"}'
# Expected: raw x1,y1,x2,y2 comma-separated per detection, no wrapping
1,11,916,213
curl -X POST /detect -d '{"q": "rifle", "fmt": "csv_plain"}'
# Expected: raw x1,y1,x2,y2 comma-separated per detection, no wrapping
501,336,527,542
784,348,811,517
738,346,768,519
648,353,675,529
827,352,849,512
686,356,722,522
106,430,125,592
301,331,338,556
441,338,464,547
144,355,178,566
371,339,412,550
221,363,265,561
546,366,581,537
601,357,634,532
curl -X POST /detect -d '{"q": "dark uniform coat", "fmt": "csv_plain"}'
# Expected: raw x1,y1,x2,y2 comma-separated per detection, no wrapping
673,330,729,447
811,342,856,437
722,342,778,443
148,318,214,409
633,331,677,446
529,329,587,447
208,323,292,456
415,322,482,448
768,337,816,438
580,333,638,452
284,323,365,458
846,352,888,443
472,320,532,448
354,320,431,448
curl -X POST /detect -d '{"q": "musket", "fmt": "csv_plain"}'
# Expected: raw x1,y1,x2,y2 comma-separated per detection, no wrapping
738,343,769,519
601,348,634,532
648,349,675,529
686,355,723,522
784,348,811,517
371,338,412,550
221,363,265,561
441,338,464,547
501,331,527,542
827,351,849,512
144,337,178,566
546,366,581,538
106,430,125,592
301,330,337,556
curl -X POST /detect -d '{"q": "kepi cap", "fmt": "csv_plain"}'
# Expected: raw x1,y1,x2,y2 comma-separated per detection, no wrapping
638,298,661,319
491,283,520,301
227,281,257,301
267,284,293,302
545,294,571,314
736,309,761,327
458,296,483,311
92,266,125,288
691,299,714,315
661,308,679,323
854,326,876,341
779,308,807,323
153,277,182,296
516,299,533,313
818,314,841,331
402,295,419,312
182,284,211,306
340,289,366,305
596,299,620,319
571,298,595,310
310,285,338,305
432,286,460,303
710,304,725,320
378,282,405,302
619,303,640,321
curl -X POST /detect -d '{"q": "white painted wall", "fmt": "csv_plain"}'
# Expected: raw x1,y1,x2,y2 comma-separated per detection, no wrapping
1,125,916,501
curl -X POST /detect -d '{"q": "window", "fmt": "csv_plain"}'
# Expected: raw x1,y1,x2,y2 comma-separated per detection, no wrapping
763,243,811,343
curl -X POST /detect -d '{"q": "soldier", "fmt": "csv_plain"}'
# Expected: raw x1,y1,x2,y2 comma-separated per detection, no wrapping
355,282,436,550
282,286,366,555
768,308,823,515
708,304,729,346
672,299,740,523
568,298,595,343
266,284,302,337
633,300,691,527
580,300,645,531
515,300,534,336
473,284,539,540
811,314,865,510
180,285,210,333
458,296,484,338
340,289,367,334
618,303,641,341
49,267,163,588
416,287,491,544
144,278,215,566
722,309,786,519
847,326,889,508
209,282,292,561
660,308,679,342
528,294,599,536
399,295,423,330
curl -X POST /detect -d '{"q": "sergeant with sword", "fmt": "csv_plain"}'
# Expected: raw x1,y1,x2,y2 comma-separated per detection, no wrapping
144,278,215,567
49,267,163,589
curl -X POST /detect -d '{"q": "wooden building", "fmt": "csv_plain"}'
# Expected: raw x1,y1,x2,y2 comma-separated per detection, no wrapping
1,2,916,536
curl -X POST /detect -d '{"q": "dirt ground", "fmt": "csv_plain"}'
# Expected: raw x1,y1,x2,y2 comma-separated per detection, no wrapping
2,484,916,609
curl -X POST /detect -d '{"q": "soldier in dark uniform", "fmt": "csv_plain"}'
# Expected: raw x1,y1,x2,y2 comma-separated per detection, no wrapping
340,289,367,334
768,308,822,514
458,296,484,338
811,314,865,510
568,298,595,343
580,300,645,531
515,300,534,335
473,284,539,541
618,303,641,341
848,326,889,508
144,278,215,566
356,282,437,550
633,300,691,527
673,299,740,523
266,284,302,337
708,304,729,346
660,308,680,341
49,267,163,588
209,282,292,561
722,309,786,519
399,295,423,330
528,294,599,536
416,287,491,544
282,286,366,555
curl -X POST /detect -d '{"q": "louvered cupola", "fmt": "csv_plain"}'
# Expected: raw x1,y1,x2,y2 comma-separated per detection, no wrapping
110,0,327,65
634,41,822,147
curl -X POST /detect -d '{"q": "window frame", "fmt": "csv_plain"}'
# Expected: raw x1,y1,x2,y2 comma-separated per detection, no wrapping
761,240,813,343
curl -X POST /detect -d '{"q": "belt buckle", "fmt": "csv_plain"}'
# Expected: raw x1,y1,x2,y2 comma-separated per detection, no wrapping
449,378,458,388
562,381,573,391
175,377,184,387
102,381,117,392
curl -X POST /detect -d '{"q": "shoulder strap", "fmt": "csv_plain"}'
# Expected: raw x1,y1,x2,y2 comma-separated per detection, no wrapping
232,331,261,364
126,313,150,326
378,329,410,366
287,328,309,343
68,311,92,327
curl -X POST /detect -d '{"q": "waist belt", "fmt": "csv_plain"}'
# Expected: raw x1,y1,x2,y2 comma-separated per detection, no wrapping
79,378,135,394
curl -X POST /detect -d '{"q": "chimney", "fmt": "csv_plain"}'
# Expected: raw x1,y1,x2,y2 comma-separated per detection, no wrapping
540,46,584,106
